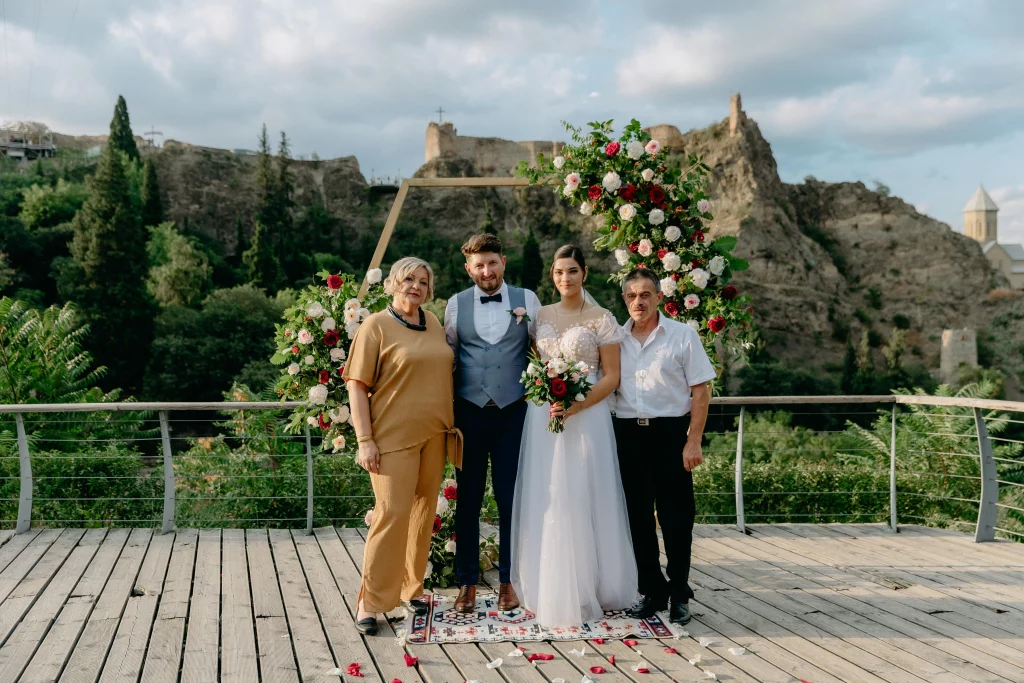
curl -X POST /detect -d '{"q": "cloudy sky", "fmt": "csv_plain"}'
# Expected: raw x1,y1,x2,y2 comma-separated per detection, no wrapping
2,0,1023,243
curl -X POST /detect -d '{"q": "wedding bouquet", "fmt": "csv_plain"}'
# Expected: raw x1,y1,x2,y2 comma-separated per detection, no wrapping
521,351,594,433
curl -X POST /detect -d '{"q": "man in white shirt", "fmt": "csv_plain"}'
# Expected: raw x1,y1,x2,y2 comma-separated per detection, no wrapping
614,268,716,625
444,233,542,613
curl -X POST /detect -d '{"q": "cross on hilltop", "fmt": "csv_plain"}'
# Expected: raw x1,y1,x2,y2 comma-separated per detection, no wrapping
436,106,445,123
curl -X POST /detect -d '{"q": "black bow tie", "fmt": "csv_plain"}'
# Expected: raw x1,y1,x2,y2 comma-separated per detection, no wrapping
479,293,502,304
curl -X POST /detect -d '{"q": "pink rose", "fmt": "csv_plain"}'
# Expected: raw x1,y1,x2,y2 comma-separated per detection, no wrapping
645,139,661,155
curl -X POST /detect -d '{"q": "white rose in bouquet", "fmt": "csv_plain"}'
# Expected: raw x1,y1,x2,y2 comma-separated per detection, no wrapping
297,329,314,345
357,307,370,320
343,308,359,324
345,322,360,338
553,155,566,169
577,362,590,376
602,171,621,193
330,347,346,362
641,168,655,182
344,298,360,311
574,393,585,402
618,203,637,221
626,140,644,159
444,539,457,554
645,139,661,155
331,435,346,452
367,268,383,284
690,268,710,290
304,354,315,365
436,497,450,515
564,172,581,191
364,509,374,526
615,248,630,266
660,277,677,297
697,198,711,213
686,319,701,332
637,239,654,257
321,317,336,332
648,208,665,225
580,201,593,216
684,293,701,309
306,301,325,318
526,363,539,376
709,255,726,276
308,385,328,405
551,358,569,374
662,251,681,271
444,478,458,489
287,363,300,375
664,225,681,242
307,416,318,426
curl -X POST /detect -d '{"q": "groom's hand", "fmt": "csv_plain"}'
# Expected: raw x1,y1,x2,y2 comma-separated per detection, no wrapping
683,440,703,472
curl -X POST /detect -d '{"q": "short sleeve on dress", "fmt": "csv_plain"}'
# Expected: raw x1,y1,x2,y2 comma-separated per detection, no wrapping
596,311,625,346
341,318,382,387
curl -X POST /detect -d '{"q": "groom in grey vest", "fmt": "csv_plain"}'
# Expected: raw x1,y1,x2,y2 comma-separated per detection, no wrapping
444,233,541,613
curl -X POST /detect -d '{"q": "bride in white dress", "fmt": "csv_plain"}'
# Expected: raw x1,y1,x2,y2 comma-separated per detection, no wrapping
511,245,638,626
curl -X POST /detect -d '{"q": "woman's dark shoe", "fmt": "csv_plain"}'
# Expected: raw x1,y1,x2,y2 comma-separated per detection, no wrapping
626,594,668,620
669,601,691,625
355,616,379,635
403,598,430,616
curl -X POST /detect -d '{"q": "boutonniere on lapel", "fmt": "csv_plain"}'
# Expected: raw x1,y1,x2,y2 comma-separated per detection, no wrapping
509,307,530,324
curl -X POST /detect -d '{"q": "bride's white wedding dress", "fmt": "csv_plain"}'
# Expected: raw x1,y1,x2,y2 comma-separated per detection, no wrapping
511,305,638,626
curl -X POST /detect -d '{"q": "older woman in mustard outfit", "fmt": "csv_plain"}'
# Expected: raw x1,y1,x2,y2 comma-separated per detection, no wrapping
344,256,459,635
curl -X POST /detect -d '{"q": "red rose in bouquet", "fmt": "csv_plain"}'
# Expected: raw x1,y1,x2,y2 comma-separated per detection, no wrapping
432,516,442,533
323,329,340,347
694,230,705,242
326,274,343,290
588,185,602,200
338,365,345,376
621,184,638,202
605,141,620,156
708,316,726,333
318,370,331,384
551,377,568,398
443,485,458,501
722,285,738,300
318,414,332,429
664,301,680,316
628,241,640,253
657,248,668,260
649,186,666,204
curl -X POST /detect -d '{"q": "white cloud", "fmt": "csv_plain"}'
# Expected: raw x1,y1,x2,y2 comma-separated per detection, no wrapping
989,185,1024,246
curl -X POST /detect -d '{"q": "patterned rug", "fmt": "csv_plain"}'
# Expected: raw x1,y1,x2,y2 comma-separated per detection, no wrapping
405,592,684,644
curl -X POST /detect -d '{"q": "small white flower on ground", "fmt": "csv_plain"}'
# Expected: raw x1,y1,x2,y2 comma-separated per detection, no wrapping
287,363,300,375
686,319,701,332
486,658,503,669
308,385,328,405
626,140,644,159
565,172,581,190
423,561,433,580
332,435,346,452
684,294,701,310
330,347,346,362
297,329,314,345
664,225,681,242
689,653,702,665
645,139,661,155
304,355,315,365
327,668,343,676
699,637,714,648
569,648,585,657
662,251,681,271
580,201,593,216
321,317,336,331
708,255,726,276
507,649,524,658
690,268,710,290
367,268,382,284
364,509,374,526
602,171,621,193
660,277,677,297
574,393,585,402
618,203,637,221
445,539,457,553
307,416,318,426
306,301,325,318
436,497,450,515
697,198,711,213
357,307,370,320
344,298,360,310
637,239,654,257
553,155,566,169
641,168,655,182
345,322,361,337
615,248,630,266
705,672,717,680
728,647,745,656
648,208,665,225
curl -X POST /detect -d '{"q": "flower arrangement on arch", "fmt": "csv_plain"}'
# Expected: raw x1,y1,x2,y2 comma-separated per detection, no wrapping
516,119,755,373
270,268,388,451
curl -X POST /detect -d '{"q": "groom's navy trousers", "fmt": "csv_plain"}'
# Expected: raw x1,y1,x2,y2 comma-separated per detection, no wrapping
454,396,527,585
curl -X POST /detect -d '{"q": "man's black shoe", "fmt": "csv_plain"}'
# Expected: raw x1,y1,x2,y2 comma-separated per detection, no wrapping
626,595,667,620
669,600,691,625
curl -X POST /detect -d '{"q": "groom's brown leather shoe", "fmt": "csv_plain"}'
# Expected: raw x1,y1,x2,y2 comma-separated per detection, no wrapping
498,583,520,611
455,585,476,614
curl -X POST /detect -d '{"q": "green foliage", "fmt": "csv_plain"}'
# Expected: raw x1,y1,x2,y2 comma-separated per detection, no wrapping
866,286,883,310
854,309,871,324
481,202,497,235
520,226,543,292
892,313,911,330
242,221,283,291
140,158,163,227
802,224,848,278
19,179,88,231
109,95,140,163
146,222,212,307
736,362,839,398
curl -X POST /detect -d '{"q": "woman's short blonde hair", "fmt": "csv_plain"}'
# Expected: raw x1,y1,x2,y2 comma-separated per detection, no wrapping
383,256,435,301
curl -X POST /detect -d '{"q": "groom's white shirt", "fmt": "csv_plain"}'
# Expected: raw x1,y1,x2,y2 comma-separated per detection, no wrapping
615,313,716,419
444,281,541,349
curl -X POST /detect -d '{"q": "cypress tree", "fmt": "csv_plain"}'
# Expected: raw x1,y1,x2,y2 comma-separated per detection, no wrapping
521,226,543,291
242,221,282,292
481,202,497,235
232,217,248,268
109,95,140,163
255,124,276,239
140,158,163,227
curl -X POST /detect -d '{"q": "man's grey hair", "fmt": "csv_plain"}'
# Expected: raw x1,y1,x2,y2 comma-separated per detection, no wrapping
622,267,660,292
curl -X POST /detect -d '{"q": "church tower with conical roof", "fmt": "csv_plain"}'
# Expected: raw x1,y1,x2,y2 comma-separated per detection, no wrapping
962,185,999,243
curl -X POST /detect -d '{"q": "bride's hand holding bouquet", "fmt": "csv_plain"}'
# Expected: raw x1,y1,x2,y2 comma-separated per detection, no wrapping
521,350,594,433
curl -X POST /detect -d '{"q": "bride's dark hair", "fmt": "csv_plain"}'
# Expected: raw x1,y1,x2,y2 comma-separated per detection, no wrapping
549,244,587,279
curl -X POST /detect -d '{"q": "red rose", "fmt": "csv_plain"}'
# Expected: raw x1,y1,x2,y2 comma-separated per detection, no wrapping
327,274,343,290
605,141,620,156
588,185,602,200
657,248,668,260
695,230,705,243
550,377,568,398
611,224,618,231
628,241,640,253
671,273,681,281
318,414,332,429
708,316,726,333
323,329,340,347
664,301,680,316
621,184,638,202
691,258,702,270
291,345,299,355
318,370,330,384
432,516,442,534
443,485,457,501
722,285,738,300
338,365,345,376
649,186,666,204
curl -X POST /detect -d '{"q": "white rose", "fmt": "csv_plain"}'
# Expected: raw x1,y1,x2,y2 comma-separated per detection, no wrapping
423,561,433,580
306,301,324,318
308,385,328,405
526,363,539,376
637,239,653,257
664,225,681,243
329,405,350,423
577,362,590,376
345,322,361,337
615,248,630,266
364,509,374,526
330,347,346,362
444,478,458,489
562,183,575,197
690,268,710,290
564,172,581,190
444,539,457,554
436,497,450,515
709,255,726,276
697,198,711,213
332,435,346,452
648,208,665,225
618,204,637,221
551,358,569,374
297,329,313,345
684,293,701,310
602,171,621,193
641,168,655,182
307,415,318,426
626,140,644,160
367,268,383,285
357,307,370,320
304,354,315,365
645,139,661,155
287,363,300,375
580,201,593,216
686,319,701,332
660,277,677,297
662,252,681,271
574,393,585,402
344,298,360,311
570,372,580,382
343,308,359,324
321,317,336,332
553,155,566,169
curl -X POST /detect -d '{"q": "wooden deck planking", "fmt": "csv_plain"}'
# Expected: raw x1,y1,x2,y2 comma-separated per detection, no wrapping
0,524,1017,682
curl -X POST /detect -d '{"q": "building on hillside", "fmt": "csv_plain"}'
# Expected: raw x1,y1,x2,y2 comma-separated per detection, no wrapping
964,185,1024,289
0,124,57,161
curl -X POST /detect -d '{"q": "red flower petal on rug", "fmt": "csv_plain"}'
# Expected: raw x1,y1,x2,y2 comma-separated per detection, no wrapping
590,666,607,674
609,655,615,665
592,638,605,644
403,653,418,667
623,639,638,647
526,653,554,662
664,647,677,654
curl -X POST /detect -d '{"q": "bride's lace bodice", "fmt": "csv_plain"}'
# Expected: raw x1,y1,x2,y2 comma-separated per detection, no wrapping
535,305,624,371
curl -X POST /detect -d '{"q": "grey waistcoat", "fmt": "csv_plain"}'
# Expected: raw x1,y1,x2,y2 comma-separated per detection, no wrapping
455,285,530,408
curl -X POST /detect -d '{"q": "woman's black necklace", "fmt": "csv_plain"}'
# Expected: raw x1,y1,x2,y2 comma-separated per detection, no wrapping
388,304,426,331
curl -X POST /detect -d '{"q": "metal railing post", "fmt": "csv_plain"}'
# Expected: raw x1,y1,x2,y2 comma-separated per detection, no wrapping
889,404,898,533
973,407,997,542
735,406,745,534
159,411,175,534
305,426,314,534
15,413,32,534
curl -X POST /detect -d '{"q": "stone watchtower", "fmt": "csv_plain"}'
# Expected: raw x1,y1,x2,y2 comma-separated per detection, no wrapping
963,185,998,244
